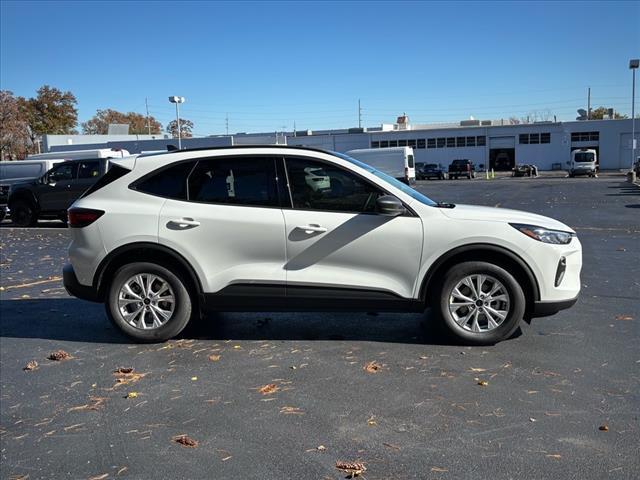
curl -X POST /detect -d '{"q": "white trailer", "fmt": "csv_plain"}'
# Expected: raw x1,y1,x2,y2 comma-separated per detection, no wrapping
345,147,416,184
27,148,130,161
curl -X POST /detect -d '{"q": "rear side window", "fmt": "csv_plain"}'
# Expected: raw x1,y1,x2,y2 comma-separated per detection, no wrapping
187,157,278,207
78,161,101,179
81,164,130,198
407,155,415,168
134,162,195,200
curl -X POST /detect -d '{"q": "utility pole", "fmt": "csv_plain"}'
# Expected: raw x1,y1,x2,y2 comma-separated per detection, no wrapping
587,87,591,120
225,113,229,136
145,97,151,134
358,99,362,129
293,120,297,137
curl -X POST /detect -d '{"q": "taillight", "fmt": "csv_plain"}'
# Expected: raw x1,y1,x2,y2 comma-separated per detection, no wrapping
67,208,104,228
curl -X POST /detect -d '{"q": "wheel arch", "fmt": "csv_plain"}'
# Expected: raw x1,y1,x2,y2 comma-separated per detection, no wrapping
8,188,39,210
419,243,540,312
93,242,203,303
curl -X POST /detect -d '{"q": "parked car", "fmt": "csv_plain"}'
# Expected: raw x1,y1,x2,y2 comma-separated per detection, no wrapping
345,147,416,184
568,149,597,177
8,158,111,226
0,159,65,221
417,163,447,180
63,146,581,345
448,159,476,179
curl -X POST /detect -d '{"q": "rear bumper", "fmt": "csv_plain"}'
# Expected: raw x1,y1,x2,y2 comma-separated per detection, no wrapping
63,264,101,302
531,295,578,317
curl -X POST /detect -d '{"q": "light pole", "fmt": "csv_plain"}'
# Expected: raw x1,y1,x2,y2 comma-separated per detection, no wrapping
168,96,185,150
630,59,639,175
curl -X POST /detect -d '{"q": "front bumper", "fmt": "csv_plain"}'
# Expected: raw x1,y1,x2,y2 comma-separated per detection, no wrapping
63,264,101,302
531,296,578,317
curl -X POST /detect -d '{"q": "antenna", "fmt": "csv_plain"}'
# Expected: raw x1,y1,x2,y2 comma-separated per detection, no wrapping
145,97,151,134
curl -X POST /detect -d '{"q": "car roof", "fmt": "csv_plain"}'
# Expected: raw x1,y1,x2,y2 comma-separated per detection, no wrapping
137,145,335,159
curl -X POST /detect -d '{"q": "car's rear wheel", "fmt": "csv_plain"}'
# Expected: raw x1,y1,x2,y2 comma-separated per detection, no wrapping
106,262,193,342
10,199,37,227
437,261,525,345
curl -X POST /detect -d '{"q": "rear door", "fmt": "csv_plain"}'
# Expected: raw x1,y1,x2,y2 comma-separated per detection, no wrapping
38,162,77,212
157,156,287,297
281,156,423,300
68,160,102,205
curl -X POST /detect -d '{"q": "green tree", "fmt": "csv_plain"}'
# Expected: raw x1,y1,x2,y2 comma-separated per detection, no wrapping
18,85,78,148
590,107,627,120
166,118,194,138
82,109,162,135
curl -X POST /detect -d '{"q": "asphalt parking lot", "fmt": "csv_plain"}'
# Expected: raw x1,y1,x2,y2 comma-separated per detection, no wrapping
1,174,639,480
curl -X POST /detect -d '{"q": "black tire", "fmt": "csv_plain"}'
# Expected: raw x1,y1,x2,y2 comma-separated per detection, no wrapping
105,262,194,342
436,261,525,345
10,199,37,227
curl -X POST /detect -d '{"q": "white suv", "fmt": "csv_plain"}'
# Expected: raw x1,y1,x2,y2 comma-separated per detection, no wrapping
63,146,582,344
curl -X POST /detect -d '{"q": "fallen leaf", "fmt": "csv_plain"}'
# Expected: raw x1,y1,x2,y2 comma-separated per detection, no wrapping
114,367,133,374
477,380,489,386
431,467,448,472
317,445,326,451
233,345,241,350
364,361,382,373
67,397,107,412
470,367,487,372
173,434,198,448
23,360,38,371
88,474,109,480
126,392,138,399
529,417,537,422
546,454,562,459
280,406,304,415
191,376,198,381
367,416,377,426
336,461,366,478
116,467,128,476
258,383,279,395
112,370,146,388
599,424,609,431
208,354,221,362
47,350,70,361
615,315,633,321
383,442,400,450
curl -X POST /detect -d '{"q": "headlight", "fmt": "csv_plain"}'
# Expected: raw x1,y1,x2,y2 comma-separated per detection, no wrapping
510,223,573,244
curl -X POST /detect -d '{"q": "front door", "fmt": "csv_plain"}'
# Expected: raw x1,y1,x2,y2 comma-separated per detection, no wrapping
38,162,77,212
282,156,423,300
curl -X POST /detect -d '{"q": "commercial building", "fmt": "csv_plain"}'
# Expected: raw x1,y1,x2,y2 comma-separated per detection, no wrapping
42,118,638,171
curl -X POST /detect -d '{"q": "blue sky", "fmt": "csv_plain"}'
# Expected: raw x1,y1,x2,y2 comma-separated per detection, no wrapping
1,1,638,136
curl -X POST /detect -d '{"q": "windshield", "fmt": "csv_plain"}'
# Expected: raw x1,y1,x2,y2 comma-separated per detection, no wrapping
425,164,438,168
575,152,595,163
332,152,437,206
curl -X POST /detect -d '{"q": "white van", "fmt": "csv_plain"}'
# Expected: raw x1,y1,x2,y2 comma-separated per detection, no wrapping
27,148,130,161
568,149,597,177
345,147,416,184
0,159,65,181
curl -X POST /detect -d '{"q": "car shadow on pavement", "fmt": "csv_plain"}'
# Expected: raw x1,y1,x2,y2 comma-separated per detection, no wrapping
0,298,466,346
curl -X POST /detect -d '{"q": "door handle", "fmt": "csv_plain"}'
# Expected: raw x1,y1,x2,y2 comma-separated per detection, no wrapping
297,224,327,234
168,218,200,229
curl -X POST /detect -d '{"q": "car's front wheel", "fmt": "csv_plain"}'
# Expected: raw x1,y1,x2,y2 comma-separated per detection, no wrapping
106,262,193,342
437,261,525,345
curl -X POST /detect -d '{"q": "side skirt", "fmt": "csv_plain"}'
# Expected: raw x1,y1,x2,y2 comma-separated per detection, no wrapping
201,284,424,313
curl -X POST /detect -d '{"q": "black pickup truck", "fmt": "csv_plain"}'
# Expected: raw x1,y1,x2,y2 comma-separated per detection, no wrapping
7,158,109,226
448,159,476,179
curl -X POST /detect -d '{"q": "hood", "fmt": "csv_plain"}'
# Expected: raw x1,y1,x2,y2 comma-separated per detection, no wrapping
439,204,574,233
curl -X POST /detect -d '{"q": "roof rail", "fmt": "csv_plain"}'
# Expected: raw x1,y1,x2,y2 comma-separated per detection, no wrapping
137,144,335,158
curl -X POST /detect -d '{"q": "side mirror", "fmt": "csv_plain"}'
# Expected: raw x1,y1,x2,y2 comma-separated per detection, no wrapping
376,195,405,216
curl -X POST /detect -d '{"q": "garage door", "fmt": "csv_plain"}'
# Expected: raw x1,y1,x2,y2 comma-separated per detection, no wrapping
489,136,515,149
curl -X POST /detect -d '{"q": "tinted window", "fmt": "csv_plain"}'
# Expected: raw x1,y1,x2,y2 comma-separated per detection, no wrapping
48,163,76,183
82,164,130,198
136,161,195,200
286,157,383,213
78,161,101,179
188,157,278,207
407,155,415,168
